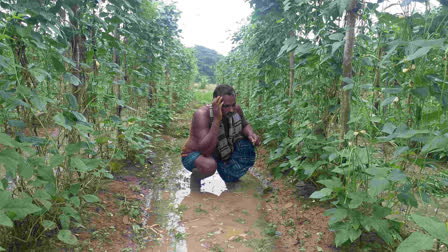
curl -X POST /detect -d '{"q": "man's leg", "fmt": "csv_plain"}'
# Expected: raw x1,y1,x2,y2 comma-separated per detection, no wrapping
216,139,255,183
194,155,217,177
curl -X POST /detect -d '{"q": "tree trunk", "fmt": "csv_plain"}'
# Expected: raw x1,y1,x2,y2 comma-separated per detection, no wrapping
288,30,295,137
69,4,87,144
339,0,358,138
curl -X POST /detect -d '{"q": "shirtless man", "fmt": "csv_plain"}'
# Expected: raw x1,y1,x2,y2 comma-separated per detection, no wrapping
181,85,261,187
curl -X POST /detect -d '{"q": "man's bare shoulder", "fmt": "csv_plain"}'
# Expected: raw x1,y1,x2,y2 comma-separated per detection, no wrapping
192,105,211,124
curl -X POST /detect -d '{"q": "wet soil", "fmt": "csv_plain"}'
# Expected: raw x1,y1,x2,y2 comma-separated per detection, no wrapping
77,86,336,251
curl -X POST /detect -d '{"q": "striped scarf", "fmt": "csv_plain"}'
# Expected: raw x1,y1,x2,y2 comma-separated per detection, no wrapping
209,105,243,161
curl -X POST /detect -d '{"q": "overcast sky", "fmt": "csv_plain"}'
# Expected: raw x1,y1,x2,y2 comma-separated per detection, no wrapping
168,0,253,56
166,0,440,56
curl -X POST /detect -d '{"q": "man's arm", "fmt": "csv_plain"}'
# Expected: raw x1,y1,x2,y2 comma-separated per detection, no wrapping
191,109,220,156
236,105,261,146
192,96,224,156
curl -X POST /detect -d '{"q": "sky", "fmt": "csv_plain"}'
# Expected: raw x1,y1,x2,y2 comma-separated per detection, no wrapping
168,0,253,56
165,0,439,56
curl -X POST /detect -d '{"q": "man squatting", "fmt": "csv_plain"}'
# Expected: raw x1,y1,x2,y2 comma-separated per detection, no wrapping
181,84,261,187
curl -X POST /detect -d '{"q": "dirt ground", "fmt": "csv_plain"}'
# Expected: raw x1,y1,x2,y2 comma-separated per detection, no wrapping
78,177,153,252
251,147,335,252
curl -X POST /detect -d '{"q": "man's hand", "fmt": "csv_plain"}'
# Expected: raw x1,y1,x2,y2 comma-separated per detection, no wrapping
212,96,223,122
248,133,261,146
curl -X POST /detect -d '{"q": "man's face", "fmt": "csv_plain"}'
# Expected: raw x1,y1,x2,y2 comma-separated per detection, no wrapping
221,95,236,117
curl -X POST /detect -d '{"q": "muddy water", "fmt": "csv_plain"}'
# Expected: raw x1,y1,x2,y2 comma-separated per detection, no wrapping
143,137,270,252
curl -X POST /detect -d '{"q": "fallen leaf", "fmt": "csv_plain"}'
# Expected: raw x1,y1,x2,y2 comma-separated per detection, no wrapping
284,202,293,209
123,216,131,225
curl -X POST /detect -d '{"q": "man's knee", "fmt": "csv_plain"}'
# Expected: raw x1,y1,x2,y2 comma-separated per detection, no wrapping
194,155,217,177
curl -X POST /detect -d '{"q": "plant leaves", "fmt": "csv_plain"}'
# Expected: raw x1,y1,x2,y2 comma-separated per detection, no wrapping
309,188,333,199
368,177,390,197
0,211,13,227
57,230,78,245
396,232,433,252
348,192,365,209
3,199,41,220
411,214,448,243
63,73,81,86
42,220,56,230
405,46,431,61
82,194,100,203
381,96,397,107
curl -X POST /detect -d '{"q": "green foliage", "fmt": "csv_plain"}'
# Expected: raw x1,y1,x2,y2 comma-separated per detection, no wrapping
219,0,448,250
0,0,196,250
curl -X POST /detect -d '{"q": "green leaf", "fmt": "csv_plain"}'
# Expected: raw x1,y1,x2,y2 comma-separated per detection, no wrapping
382,123,396,135
66,93,78,110
53,113,72,130
96,136,109,144
50,155,65,168
318,178,343,190
30,95,48,111
411,87,429,98
69,183,81,195
326,208,348,226
348,192,365,209
396,232,433,252
329,33,344,41
405,47,431,61
70,157,88,172
57,230,78,245
393,146,409,158
388,169,407,182
62,206,81,222
18,162,34,179
0,246,5,251
381,96,397,107
4,199,41,220
82,194,100,203
42,220,56,230
0,133,19,148
59,214,70,230
69,196,80,207
29,68,50,83
64,73,81,86
8,120,26,128
422,136,448,154
0,211,13,227
0,149,24,176
368,177,390,197
333,222,361,247
65,143,82,155
71,111,87,123
0,191,11,209
51,55,65,73
309,188,333,199
411,214,448,243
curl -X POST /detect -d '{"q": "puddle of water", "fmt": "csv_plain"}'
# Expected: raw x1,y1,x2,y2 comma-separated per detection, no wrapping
142,150,268,252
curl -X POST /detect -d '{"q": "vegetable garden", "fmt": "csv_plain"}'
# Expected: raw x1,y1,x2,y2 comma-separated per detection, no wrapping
216,0,448,250
0,0,448,251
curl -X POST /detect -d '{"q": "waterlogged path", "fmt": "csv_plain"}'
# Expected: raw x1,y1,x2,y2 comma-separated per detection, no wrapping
142,114,274,252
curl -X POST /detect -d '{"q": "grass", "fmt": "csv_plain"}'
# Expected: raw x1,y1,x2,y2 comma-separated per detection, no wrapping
193,90,213,105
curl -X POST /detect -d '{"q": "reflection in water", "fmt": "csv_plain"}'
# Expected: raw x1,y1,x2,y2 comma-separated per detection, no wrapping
143,156,237,252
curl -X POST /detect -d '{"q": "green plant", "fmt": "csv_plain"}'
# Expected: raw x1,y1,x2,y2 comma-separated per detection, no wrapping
396,214,448,252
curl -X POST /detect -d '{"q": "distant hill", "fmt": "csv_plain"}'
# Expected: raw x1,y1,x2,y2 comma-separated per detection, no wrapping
194,45,223,83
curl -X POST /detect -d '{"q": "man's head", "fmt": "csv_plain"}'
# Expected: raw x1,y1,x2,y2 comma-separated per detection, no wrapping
213,84,236,98
213,84,236,117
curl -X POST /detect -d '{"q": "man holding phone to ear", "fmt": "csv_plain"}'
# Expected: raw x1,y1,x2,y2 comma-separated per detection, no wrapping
181,84,261,188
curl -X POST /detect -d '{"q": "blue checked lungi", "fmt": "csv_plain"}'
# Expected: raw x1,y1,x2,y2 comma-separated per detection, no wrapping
181,139,256,182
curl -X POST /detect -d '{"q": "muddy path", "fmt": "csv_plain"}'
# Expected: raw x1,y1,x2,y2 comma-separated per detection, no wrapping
79,86,335,252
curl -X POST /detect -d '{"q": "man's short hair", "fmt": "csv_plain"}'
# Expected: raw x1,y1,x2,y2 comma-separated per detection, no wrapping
213,84,236,98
